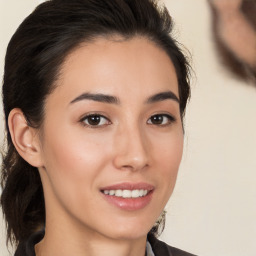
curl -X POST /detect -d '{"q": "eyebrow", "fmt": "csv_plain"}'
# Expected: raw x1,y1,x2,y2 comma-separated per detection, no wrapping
70,92,120,104
70,91,179,105
145,91,180,104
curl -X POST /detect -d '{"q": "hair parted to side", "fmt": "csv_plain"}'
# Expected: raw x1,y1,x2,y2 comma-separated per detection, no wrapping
1,0,191,247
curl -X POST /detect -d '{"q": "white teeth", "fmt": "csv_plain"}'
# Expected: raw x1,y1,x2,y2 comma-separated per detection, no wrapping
131,189,140,198
102,189,149,198
109,190,115,196
122,190,132,198
115,190,122,197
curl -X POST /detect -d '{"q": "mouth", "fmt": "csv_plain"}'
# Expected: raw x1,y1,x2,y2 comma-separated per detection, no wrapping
100,183,154,211
101,189,150,198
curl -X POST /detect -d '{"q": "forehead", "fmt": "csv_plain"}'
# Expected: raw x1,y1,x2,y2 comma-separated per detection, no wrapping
50,36,179,105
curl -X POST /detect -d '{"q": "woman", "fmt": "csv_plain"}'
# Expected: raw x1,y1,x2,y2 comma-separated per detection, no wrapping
1,0,194,255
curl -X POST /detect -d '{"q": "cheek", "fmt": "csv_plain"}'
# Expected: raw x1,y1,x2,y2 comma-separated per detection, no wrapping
40,126,113,191
39,127,115,217
152,130,183,190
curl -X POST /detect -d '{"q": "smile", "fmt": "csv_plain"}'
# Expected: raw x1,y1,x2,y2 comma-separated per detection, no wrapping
100,182,155,211
102,189,149,198
100,183,154,210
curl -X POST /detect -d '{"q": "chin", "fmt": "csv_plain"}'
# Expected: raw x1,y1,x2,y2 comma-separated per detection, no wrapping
100,218,154,241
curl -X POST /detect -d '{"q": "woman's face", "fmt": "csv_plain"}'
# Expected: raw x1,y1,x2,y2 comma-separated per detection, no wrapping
38,37,184,240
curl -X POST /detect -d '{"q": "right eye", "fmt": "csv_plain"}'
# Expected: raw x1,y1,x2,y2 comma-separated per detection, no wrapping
80,114,111,127
147,114,176,126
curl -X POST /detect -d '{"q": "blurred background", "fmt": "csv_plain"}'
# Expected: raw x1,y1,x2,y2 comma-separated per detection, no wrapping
0,1,256,255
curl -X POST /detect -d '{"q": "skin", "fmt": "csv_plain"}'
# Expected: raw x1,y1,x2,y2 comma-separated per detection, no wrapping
209,0,243,10
9,37,184,256
210,0,256,67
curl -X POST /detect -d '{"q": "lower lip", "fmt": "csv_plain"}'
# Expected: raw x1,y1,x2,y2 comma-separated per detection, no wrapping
102,191,153,211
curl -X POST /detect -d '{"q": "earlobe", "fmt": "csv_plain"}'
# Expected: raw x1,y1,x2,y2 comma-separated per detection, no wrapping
8,108,43,167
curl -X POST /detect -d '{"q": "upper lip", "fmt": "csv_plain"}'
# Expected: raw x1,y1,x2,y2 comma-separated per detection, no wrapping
100,182,155,191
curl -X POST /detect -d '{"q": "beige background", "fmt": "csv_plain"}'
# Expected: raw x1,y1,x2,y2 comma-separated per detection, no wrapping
1,0,256,255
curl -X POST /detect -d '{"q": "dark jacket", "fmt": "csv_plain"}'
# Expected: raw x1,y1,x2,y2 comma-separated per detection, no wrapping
15,230,197,256
148,233,197,256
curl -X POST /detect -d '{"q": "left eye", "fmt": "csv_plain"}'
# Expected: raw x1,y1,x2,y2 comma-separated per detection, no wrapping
81,114,110,127
147,114,175,126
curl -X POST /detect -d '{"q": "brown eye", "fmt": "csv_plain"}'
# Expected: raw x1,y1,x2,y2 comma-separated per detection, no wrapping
150,115,164,125
147,114,175,125
81,114,110,127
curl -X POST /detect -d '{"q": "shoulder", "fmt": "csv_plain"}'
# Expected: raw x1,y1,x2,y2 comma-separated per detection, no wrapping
148,233,197,256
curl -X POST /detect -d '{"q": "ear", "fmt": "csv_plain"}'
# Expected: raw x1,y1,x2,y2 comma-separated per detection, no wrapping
8,108,44,168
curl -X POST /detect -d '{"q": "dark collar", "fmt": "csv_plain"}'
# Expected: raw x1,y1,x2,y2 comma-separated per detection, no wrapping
147,233,197,256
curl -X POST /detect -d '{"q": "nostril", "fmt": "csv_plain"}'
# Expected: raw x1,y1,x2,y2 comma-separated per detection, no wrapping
120,161,149,172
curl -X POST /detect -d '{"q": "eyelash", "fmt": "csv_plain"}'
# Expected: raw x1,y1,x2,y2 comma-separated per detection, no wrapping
80,114,111,128
80,113,176,128
147,114,176,126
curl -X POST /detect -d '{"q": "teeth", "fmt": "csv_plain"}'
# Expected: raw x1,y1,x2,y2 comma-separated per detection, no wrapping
122,190,131,198
131,189,140,198
102,189,149,198
109,190,115,196
115,190,122,197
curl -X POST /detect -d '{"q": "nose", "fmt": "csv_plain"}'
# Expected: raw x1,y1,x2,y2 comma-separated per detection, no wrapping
113,125,150,172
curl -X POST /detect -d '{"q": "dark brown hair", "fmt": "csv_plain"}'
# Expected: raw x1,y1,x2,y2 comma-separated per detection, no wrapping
1,0,191,247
